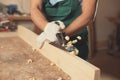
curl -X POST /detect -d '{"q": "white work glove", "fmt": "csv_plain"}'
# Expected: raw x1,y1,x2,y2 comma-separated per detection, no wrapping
37,21,65,48
37,32,47,48
44,21,65,42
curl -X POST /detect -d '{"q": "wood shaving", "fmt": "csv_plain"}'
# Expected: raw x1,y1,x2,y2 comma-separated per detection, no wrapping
50,62,55,66
27,59,33,64
72,40,78,44
57,77,62,80
66,41,73,47
77,36,82,40
65,36,70,41
29,77,35,80
32,48,36,52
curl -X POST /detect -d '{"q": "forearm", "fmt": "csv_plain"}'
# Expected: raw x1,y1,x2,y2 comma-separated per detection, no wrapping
64,0,97,36
31,8,48,30
30,0,48,31
63,14,92,36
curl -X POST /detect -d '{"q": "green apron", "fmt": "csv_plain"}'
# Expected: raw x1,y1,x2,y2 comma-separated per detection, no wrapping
42,0,88,60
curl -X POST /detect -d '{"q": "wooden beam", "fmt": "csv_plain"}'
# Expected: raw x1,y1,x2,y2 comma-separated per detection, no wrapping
17,25,38,48
40,42,100,80
17,25,100,80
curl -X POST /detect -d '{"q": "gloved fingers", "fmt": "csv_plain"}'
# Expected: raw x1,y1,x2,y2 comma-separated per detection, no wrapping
55,20,65,29
44,22,60,34
43,21,65,43
46,33,58,42
37,32,47,48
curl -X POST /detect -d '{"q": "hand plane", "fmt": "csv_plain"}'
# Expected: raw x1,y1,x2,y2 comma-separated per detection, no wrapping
50,32,81,55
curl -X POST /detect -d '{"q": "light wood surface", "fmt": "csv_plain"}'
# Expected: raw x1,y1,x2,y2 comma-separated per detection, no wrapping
7,16,31,21
17,25,100,80
17,25,38,48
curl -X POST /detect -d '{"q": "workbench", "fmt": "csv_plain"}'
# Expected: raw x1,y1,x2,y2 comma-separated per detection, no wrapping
7,15,31,26
0,25,100,80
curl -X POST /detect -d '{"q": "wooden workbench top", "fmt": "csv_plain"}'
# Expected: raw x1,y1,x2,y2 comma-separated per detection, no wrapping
7,15,31,21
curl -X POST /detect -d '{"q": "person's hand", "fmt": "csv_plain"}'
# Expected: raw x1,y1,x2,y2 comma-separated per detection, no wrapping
37,21,65,48
37,32,47,48
44,21,65,41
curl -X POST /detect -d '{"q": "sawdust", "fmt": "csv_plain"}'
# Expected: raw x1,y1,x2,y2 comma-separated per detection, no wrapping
0,37,71,80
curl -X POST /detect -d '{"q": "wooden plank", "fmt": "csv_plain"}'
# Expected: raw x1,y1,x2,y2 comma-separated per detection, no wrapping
40,42,100,80
17,25,100,80
17,25,38,48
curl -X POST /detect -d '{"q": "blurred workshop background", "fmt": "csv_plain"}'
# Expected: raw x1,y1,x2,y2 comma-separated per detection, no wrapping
0,0,120,80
